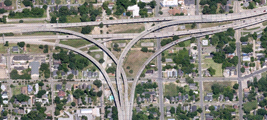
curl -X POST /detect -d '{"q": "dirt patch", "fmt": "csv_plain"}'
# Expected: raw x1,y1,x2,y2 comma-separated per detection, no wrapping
108,24,145,33
123,50,153,77
0,68,8,79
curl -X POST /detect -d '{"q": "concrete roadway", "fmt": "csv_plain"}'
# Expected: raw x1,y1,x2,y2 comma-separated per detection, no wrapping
156,38,164,120
1,6,267,33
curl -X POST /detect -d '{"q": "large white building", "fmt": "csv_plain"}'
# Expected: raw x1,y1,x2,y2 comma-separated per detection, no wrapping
160,0,178,7
127,5,140,17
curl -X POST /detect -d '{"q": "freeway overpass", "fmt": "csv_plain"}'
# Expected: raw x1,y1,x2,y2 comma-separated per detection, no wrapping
1,6,267,33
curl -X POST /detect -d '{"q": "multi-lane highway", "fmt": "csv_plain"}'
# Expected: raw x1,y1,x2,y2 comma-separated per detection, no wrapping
1,6,267,34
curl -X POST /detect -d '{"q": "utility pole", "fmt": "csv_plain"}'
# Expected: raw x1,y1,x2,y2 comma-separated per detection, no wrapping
2,34,5,44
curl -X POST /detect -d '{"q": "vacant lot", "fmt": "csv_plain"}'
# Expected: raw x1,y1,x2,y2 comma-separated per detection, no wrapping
203,81,236,92
202,57,223,77
88,52,103,61
60,39,90,48
108,24,145,33
12,85,27,95
164,83,177,97
123,50,153,77
243,101,257,113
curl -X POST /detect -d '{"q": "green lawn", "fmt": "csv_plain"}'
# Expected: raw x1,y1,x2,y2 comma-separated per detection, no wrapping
12,85,27,95
64,27,82,33
263,21,267,26
60,39,90,48
66,15,81,23
164,83,177,97
202,57,223,77
243,101,257,113
88,52,103,61
114,26,145,33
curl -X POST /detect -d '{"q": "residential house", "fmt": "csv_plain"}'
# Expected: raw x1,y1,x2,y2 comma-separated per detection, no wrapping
56,84,62,90
58,90,65,99
65,84,72,90
160,0,178,7
1,91,8,99
27,85,33,93
12,55,31,65
0,2,12,10
1,84,6,91
189,83,197,90
12,46,19,53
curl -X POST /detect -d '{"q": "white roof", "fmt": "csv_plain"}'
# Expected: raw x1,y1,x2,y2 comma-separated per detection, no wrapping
202,40,208,46
2,94,8,99
127,5,140,17
81,109,93,114
3,100,8,104
92,108,100,117
161,0,178,7
1,85,6,91
34,83,39,95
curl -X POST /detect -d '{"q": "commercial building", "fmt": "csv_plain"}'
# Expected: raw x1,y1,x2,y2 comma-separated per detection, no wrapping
160,0,178,7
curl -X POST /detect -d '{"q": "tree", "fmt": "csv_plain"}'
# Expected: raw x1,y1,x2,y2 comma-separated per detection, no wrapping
170,107,175,114
207,67,216,76
241,67,245,73
81,26,94,34
99,22,104,28
191,23,196,29
252,32,257,40
17,42,25,47
59,16,67,23
185,77,194,83
22,0,32,7
173,35,179,41
4,41,8,46
4,0,12,6
67,74,74,80
54,109,60,116
197,108,203,113
233,83,239,90
97,90,102,97
37,90,46,98
129,70,133,74
43,5,48,10
50,16,57,23
93,80,102,88
141,47,148,52
19,20,24,23
148,0,156,9
38,81,44,86
54,96,60,104
209,106,215,111
158,11,163,15
39,45,44,49
99,58,105,63
71,102,76,106
26,44,30,47
126,11,131,16
138,1,146,9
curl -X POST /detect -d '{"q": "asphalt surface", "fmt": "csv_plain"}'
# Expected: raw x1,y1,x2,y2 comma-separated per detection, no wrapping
156,38,164,120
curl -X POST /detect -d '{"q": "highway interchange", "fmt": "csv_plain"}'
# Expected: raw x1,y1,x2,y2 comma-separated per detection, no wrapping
3,6,267,120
